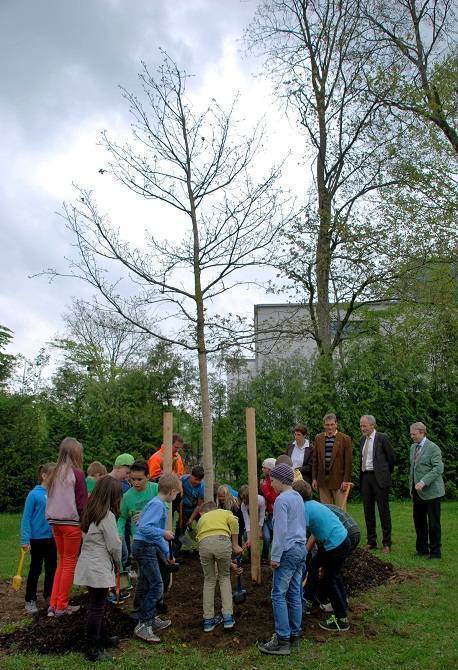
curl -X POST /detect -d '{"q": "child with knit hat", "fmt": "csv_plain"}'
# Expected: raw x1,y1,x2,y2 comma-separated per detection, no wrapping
276,454,304,482
257,463,307,656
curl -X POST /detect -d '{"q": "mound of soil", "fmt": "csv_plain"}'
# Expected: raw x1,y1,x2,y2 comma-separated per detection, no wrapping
0,548,396,655
343,548,396,595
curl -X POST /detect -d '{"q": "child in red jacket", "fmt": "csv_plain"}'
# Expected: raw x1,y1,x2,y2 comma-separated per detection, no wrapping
260,458,278,563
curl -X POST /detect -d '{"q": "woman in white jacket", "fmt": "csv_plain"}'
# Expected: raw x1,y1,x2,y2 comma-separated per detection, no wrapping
74,476,122,662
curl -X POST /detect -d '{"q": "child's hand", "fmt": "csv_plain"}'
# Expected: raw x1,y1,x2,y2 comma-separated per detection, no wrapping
230,561,243,575
132,512,141,524
167,557,176,565
22,544,30,552
232,544,243,555
164,530,174,541
271,560,280,569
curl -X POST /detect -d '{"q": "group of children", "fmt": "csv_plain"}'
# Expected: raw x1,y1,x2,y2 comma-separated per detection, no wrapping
19,437,360,660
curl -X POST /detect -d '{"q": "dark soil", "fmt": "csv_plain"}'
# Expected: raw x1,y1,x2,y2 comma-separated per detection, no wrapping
343,548,397,595
0,548,400,655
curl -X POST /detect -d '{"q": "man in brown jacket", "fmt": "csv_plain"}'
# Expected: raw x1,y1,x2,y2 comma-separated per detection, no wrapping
312,413,353,510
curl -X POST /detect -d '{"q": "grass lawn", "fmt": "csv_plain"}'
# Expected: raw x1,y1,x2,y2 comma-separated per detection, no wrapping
1,501,457,670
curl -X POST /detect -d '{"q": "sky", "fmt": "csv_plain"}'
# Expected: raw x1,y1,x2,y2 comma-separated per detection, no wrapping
1,0,305,362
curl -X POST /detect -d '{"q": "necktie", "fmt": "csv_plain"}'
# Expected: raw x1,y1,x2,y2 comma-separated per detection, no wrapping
362,437,370,471
414,444,421,463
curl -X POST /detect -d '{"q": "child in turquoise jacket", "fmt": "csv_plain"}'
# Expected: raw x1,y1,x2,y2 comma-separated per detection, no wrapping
20,463,57,614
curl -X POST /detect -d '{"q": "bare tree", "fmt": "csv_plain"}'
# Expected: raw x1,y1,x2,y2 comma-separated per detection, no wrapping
46,54,288,499
362,0,458,153
247,0,417,376
60,299,152,381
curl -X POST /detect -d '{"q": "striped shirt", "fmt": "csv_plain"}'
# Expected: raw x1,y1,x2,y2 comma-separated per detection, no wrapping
324,435,335,473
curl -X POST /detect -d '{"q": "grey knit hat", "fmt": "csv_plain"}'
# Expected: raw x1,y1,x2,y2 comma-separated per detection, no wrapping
262,457,277,470
270,463,294,485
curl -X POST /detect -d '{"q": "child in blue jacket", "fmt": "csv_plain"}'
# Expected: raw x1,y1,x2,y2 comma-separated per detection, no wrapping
20,463,57,614
132,473,180,644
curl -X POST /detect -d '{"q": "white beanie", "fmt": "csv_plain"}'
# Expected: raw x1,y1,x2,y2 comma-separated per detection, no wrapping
262,457,277,471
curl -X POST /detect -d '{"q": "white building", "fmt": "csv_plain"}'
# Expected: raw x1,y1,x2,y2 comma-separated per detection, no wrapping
227,301,394,391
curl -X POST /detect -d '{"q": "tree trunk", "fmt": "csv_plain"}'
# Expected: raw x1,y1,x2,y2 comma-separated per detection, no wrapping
197,337,214,502
181,99,215,502
314,82,336,392
316,192,332,357
192,220,214,501
315,93,332,359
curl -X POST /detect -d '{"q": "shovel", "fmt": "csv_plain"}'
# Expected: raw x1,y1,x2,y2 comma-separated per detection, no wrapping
167,541,180,574
233,555,246,605
177,504,193,549
339,483,353,510
166,541,180,594
12,548,27,591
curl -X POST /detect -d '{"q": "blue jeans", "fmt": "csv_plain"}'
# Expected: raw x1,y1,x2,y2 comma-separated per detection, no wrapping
271,542,306,639
132,540,163,624
262,516,273,560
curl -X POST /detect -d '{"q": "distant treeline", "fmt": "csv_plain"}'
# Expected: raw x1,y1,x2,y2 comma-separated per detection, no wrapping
1,304,457,511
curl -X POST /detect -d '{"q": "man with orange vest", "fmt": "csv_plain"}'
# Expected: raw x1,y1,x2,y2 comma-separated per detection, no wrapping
148,433,185,481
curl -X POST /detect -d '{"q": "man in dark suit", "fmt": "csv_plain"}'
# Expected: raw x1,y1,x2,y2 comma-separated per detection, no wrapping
286,424,313,483
312,413,352,510
359,415,395,554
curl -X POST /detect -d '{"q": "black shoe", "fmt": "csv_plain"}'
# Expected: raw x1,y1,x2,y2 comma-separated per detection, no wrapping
103,635,119,648
85,647,113,662
429,554,441,559
257,633,291,655
290,633,301,649
319,615,350,632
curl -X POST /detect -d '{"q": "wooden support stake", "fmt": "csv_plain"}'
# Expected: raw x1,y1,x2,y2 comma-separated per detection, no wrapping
163,411,173,530
246,407,261,584
339,483,353,511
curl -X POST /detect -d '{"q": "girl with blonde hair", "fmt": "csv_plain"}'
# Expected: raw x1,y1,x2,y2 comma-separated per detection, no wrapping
46,437,88,616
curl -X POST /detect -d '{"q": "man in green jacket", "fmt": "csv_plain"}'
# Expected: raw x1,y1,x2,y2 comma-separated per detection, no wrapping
409,422,445,559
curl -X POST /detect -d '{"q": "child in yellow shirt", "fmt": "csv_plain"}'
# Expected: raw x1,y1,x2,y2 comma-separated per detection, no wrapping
196,501,242,633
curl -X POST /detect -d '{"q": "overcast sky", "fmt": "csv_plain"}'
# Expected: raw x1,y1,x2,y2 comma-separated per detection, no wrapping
1,0,304,362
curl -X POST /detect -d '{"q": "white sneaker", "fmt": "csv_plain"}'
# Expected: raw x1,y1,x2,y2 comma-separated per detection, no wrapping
152,616,171,631
54,605,80,616
134,622,160,643
25,601,38,615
